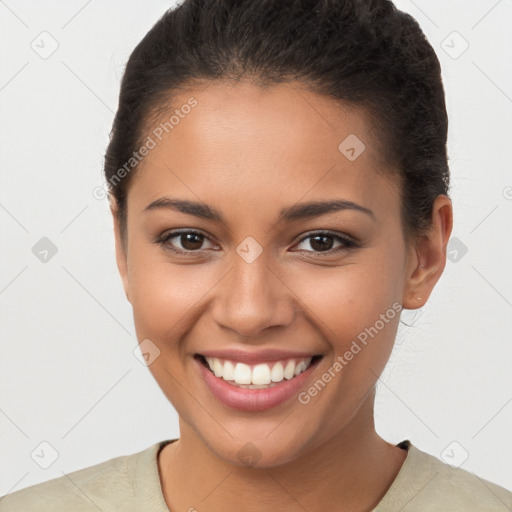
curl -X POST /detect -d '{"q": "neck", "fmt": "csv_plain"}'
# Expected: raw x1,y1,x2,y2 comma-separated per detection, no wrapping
158,390,407,512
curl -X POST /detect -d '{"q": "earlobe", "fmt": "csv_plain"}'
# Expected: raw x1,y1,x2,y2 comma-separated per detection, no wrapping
110,200,131,303
403,257,431,309
402,195,453,310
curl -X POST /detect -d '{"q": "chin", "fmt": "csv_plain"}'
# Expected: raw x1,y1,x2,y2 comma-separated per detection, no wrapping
194,419,326,470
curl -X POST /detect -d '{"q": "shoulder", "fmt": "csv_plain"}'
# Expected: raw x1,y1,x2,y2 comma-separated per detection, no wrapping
0,441,166,512
375,440,512,512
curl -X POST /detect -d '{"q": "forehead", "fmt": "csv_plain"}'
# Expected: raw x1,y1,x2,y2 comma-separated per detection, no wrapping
128,80,399,219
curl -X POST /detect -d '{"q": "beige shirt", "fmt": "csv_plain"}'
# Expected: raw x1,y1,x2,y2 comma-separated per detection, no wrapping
1,439,511,511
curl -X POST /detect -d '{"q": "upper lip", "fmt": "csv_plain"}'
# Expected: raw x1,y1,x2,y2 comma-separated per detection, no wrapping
196,348,322,364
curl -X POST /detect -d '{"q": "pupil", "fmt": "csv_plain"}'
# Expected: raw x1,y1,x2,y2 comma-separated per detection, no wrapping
182,233,203,250
310,235,332,252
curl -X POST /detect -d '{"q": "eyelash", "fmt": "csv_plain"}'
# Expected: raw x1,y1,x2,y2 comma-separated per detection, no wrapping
154,229,358,257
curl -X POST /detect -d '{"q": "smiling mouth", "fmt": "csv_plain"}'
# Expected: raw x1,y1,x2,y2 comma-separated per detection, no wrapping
195,354,323,389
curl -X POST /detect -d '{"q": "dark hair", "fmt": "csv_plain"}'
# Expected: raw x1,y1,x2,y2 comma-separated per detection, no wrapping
104,0,450,251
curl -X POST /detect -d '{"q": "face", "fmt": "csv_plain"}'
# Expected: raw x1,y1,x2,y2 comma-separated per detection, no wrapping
112,81,445,468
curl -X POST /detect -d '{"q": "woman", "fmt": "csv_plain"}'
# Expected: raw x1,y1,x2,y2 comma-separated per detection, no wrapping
2,0,511,510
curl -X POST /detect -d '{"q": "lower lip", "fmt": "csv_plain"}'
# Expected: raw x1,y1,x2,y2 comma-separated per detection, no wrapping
196,356,321,412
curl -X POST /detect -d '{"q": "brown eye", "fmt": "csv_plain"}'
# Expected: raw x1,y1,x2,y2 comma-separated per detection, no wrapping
156,230,216,253
178,232,204,251
293,231,357,255
308,234,335,252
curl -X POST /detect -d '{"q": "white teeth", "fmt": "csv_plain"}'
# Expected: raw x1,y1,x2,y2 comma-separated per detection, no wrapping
284,360,295,380
252,364,271,385
213,358,223,378
271,362,284,382
202,356,315,386
223,360,235,381
294,360,307,376
234,362,252,384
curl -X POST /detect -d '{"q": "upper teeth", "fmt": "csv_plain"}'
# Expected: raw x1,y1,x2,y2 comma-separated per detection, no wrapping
204,357,313,385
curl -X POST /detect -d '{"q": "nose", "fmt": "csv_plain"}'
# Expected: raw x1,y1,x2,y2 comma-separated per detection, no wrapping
210,254,295,339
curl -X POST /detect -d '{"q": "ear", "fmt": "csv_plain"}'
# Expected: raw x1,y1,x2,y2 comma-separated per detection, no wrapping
110,197,131,303
402,194,453,310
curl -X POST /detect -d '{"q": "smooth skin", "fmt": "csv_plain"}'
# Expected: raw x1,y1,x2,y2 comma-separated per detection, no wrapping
111,81,453,512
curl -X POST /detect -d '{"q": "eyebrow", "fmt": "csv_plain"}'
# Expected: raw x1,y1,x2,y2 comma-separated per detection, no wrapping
143,196,375,222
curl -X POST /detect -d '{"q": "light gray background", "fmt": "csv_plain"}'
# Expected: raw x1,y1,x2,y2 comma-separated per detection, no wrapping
1,0,511,496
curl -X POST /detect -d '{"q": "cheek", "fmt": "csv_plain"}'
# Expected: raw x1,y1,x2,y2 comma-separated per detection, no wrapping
295,251,404,372
298,258,402,330
128,254,215,345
